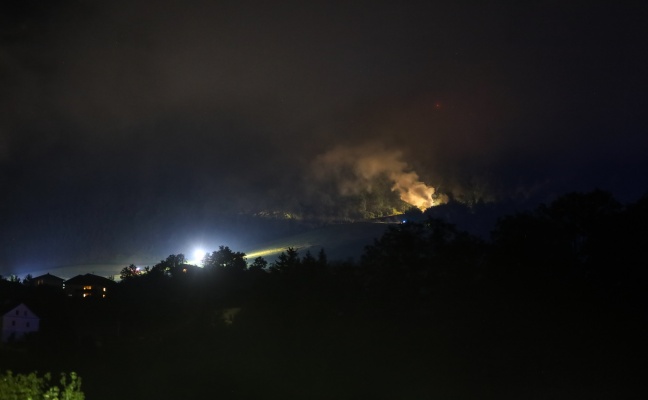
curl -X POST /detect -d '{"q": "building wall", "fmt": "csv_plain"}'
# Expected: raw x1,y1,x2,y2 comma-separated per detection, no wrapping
1,304,40,342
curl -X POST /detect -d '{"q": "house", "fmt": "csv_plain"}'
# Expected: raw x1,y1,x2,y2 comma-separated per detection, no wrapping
65,274,116,299
1,303,39,342
31,273,65,289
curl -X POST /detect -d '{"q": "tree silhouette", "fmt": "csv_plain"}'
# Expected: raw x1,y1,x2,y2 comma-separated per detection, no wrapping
270,247,300,273
119,264,140,280
361,218,484,305
23,273,34,286
203,246,247,271
317,248,328,266
249,256,268,272
490,190,622,286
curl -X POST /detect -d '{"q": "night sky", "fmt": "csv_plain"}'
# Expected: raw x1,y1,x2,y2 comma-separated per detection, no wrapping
1,1,647,275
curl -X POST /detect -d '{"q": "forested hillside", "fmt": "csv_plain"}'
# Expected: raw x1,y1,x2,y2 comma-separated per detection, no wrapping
1,190,646,399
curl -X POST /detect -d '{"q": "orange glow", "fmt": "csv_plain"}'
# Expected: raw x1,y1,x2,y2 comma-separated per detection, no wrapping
390,170,447,210
314,145,448,212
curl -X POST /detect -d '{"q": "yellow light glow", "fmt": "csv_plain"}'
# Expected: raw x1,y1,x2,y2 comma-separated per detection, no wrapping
246,247,292,259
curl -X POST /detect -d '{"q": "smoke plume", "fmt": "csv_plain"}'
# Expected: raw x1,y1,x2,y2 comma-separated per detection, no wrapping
313,144,447,211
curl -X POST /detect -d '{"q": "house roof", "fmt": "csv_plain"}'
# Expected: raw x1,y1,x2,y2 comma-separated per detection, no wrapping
32,273,65,282
1,302,39,319
65,273,116,287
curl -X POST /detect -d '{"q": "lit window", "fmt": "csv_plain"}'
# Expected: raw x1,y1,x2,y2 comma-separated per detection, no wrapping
83,285,92,290
103,287,106,292
183,268,187,273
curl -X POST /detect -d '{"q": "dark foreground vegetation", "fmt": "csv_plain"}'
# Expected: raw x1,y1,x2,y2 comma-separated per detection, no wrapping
1,190,647,399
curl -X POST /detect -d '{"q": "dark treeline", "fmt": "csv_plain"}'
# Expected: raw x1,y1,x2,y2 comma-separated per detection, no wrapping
1,190,647,399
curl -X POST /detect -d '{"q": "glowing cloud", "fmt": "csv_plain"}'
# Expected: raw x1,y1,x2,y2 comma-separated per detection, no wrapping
313,144,447,211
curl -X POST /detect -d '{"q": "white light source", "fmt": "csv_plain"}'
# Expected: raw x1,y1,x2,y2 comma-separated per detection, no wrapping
193,248,206,264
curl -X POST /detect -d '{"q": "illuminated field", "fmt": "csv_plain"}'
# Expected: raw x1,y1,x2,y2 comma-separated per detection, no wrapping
246,247,296,259
242,221,391,263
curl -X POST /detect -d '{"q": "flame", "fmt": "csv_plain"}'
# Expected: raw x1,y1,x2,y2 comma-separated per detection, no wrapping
313,144,447,211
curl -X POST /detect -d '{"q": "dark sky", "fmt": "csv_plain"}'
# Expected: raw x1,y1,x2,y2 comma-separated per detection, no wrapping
2,0,647,274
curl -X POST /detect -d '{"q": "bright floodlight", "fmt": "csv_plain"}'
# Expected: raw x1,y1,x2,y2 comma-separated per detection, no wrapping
193,248,206,264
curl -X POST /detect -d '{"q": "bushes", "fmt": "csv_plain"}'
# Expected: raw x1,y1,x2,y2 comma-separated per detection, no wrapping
0,371,84,400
